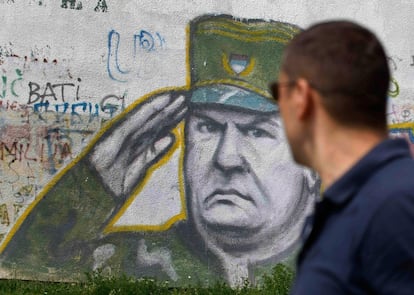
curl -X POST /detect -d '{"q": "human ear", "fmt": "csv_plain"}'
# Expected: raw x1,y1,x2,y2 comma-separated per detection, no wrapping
294,78,314,120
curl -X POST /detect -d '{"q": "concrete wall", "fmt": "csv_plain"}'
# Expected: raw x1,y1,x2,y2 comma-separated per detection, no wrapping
0,0,413,286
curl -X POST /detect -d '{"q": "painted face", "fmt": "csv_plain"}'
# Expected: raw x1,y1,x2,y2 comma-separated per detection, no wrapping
184,104,309,243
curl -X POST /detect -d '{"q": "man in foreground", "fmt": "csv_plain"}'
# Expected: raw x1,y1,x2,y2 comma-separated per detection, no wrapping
273,20,414,294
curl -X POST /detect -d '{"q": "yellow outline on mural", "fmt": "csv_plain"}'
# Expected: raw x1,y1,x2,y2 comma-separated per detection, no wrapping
186,25,192,87
197,29,291,43
198,18,299,39
0,85,190,254
103,123,187,233
389,122,414,133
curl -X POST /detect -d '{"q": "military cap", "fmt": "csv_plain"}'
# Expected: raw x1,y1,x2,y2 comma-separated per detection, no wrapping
188,14,301,112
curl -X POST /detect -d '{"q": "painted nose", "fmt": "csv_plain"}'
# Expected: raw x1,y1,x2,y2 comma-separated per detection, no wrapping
213,126,247,173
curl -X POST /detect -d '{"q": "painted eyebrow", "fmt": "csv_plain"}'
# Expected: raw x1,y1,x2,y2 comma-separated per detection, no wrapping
191,112,224,127
235,116,280,128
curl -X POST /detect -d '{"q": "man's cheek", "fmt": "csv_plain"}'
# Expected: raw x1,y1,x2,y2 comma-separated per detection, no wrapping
271,143,293,162
194,145,218,168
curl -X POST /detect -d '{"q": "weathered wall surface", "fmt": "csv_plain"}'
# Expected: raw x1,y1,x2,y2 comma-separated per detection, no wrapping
0,0,413,286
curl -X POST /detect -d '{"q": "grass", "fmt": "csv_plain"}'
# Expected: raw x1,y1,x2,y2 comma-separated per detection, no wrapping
0,264,294,295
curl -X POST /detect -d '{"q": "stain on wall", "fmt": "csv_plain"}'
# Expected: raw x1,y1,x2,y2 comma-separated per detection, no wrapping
0,0,413,287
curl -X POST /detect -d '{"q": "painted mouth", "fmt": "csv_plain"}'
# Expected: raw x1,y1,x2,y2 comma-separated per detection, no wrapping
204,189,255,209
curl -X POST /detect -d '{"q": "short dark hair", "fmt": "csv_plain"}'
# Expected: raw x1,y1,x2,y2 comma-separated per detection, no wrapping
281,20,390,131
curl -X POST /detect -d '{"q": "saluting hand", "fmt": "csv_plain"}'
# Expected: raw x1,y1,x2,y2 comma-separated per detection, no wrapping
88,91,188,198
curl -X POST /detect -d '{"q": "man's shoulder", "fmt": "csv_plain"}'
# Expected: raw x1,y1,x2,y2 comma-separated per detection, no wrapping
357,153,414,205
347,153,414,232
359,151,414,235
295,149,414,294
357,167,414,294
305,150,414,260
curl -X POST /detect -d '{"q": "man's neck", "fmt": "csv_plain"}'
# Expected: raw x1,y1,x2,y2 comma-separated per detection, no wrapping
311,125,387,190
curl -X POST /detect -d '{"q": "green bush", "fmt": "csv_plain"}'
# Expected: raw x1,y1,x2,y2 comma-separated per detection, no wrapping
0,264,294,295
260,264,294,295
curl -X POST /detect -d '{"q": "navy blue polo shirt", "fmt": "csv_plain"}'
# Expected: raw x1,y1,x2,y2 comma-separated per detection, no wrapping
291,138,414,295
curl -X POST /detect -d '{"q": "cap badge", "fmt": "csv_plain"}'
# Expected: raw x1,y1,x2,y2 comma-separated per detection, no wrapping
222,53,255,77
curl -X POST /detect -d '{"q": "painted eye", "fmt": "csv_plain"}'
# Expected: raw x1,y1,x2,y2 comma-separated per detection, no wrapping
197,122,220,133
246,128,270,138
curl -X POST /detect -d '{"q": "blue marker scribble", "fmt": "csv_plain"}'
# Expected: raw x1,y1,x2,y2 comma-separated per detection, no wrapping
107,30,129,82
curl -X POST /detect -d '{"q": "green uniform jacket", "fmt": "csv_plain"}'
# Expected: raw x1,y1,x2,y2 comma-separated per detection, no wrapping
0,158,223,285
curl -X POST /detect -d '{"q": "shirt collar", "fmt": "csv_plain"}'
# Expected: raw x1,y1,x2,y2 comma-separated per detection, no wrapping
323,138,411,206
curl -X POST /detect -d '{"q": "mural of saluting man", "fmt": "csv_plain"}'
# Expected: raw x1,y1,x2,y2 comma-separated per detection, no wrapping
0,15,319,286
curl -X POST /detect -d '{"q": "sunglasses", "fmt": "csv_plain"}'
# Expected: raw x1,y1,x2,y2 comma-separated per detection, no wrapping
269,81,297,102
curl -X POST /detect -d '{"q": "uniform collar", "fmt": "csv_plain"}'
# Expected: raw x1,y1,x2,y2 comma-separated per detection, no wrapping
323,138,411,206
